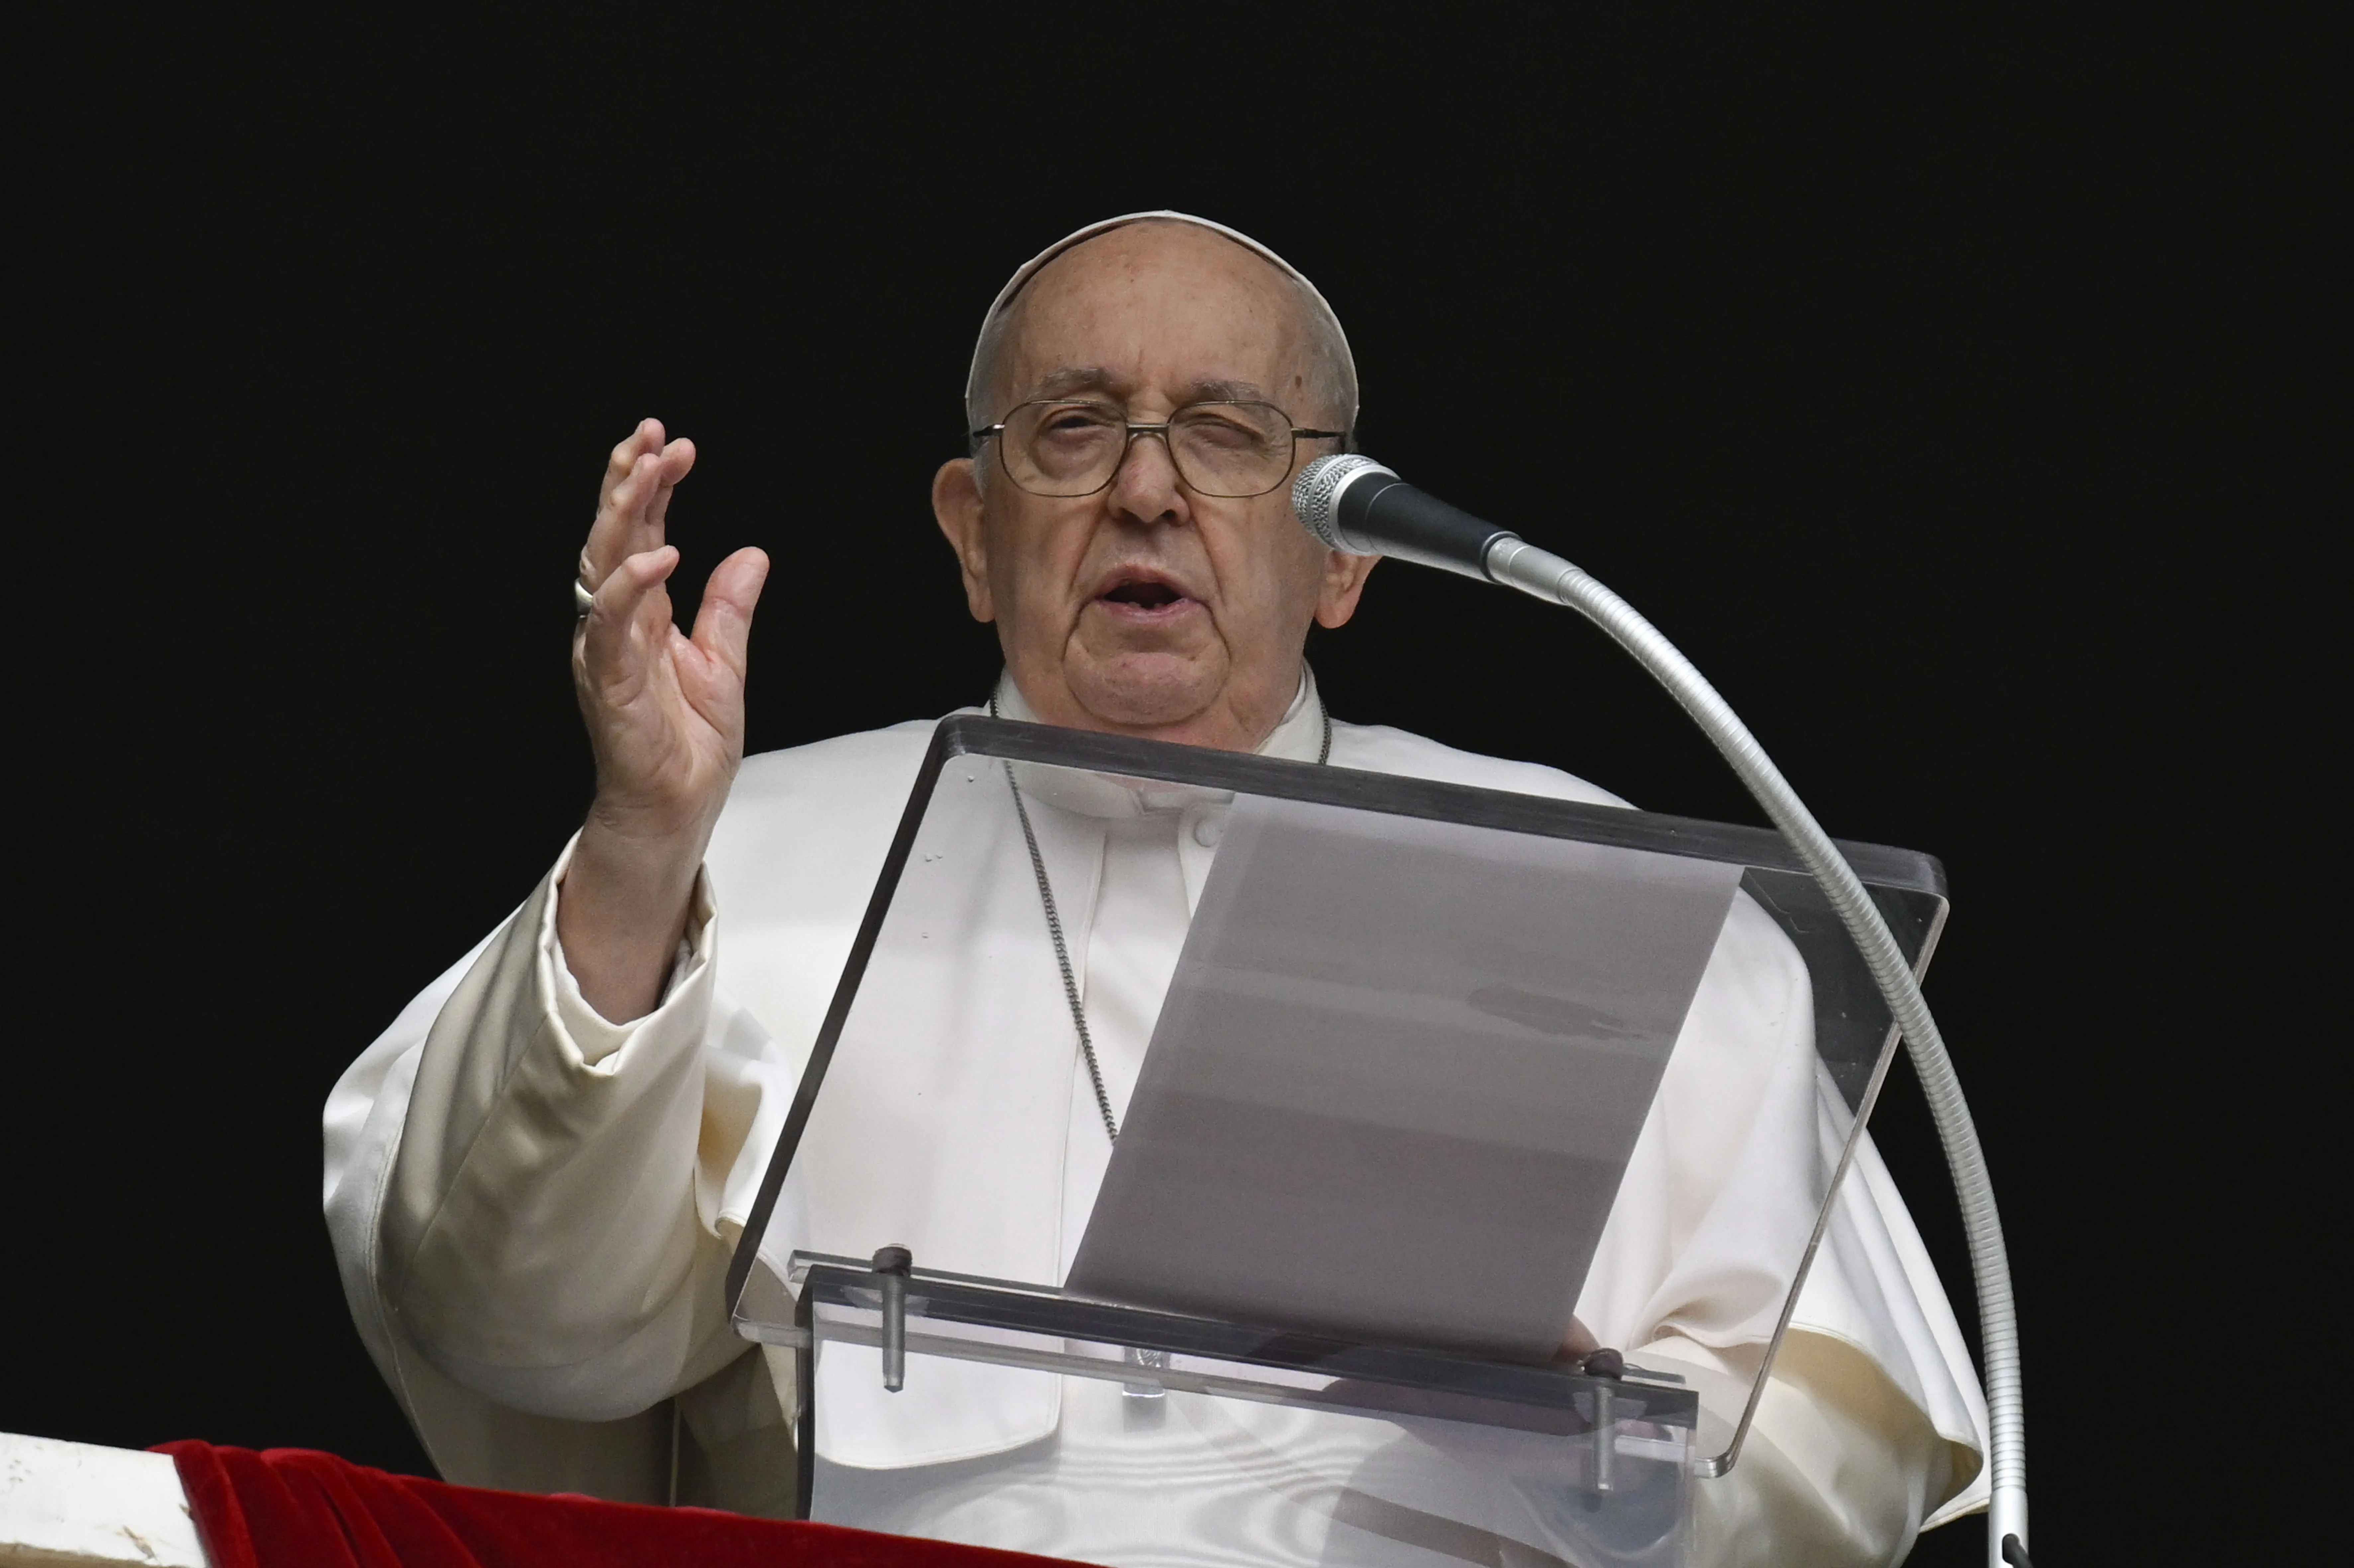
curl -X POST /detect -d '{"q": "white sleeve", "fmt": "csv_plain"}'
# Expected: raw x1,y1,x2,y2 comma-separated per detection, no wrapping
358,840,760,1422
1577,893,1987,1563
1639,1332,1963,1568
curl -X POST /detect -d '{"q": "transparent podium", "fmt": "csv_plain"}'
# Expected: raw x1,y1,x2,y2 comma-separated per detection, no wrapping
725,717,1946,1568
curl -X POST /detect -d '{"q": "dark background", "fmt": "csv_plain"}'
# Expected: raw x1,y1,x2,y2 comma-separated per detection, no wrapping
13,10,2320,1564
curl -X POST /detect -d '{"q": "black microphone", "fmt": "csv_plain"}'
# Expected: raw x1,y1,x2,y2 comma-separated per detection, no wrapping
1290,454,1520,581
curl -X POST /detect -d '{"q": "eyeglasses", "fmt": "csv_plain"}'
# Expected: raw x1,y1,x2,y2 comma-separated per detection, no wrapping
971,399,1349,499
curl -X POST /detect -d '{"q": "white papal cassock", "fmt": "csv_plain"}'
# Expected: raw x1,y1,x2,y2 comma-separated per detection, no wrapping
323,670,1991,1566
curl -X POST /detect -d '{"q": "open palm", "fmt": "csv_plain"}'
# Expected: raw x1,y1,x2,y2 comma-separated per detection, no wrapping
573,419,768,844
559,419,768,1022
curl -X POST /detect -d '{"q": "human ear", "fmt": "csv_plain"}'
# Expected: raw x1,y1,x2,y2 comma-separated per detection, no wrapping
1313,550,1378,629
932,458,995,623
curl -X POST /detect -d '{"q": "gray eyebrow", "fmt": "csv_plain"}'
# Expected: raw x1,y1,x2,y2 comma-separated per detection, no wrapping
1027,367,1126,400
1177,378,1271,405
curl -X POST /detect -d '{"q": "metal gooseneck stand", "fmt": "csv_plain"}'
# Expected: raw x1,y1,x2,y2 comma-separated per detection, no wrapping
1295,452,2032,1568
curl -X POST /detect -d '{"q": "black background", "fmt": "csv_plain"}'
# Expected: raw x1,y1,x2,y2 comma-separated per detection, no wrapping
12,10,2321,1565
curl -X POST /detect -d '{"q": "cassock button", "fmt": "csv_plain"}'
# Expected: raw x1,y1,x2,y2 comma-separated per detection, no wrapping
1191,815,1224,848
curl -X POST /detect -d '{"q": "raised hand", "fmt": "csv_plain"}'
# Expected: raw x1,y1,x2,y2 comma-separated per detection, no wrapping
558,419,769,1022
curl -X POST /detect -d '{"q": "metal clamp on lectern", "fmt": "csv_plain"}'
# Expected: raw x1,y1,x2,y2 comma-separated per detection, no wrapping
872,1245,912,1392
1569,1346,1629,1495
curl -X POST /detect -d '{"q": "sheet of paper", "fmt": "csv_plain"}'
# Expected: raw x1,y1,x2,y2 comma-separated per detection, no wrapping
1066,793,1743,1360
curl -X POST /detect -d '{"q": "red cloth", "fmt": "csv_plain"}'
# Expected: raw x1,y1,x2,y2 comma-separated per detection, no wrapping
158,1441,1077,1568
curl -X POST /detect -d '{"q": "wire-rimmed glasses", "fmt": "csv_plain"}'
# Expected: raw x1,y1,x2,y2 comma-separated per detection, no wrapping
972,399,1348,499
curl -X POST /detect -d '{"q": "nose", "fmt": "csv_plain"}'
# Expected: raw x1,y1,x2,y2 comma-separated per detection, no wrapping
1107,427,1189,526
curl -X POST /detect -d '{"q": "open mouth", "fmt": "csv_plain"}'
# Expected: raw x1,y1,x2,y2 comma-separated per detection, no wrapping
1093,571,1198,618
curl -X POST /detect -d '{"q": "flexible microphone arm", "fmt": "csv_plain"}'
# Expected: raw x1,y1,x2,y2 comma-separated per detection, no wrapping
1294,455,2029,1568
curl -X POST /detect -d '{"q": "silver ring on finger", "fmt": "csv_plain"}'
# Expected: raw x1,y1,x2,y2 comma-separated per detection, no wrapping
574,580,597,619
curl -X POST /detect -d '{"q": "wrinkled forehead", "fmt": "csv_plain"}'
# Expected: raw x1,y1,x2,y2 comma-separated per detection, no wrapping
966,211,1356,415
1001,238,1306,404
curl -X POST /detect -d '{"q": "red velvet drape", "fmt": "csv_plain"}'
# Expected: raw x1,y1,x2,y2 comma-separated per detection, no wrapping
158,1442,1078,1568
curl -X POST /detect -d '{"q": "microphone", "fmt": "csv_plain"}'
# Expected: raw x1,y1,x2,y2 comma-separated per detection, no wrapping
1290,454,1520,582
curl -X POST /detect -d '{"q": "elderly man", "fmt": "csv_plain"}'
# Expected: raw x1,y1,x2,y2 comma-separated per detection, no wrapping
325,214,1988,1566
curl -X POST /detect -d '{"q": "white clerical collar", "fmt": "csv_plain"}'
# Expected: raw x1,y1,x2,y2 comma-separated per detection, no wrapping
990,668,1327,818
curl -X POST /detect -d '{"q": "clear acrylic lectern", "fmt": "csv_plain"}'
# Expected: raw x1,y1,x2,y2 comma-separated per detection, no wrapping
725,716,1946,1567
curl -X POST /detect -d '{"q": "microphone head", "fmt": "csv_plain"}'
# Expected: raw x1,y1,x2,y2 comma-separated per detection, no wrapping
1292,453,1395,554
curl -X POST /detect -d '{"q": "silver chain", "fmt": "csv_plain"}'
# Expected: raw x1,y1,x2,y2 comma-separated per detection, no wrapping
992,693,1332,1143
